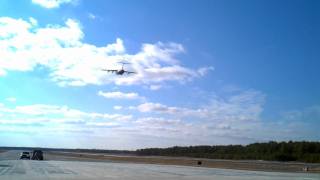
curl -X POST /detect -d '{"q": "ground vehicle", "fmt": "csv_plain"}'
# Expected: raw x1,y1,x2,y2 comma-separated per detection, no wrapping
31,150,44,160
20,152,30,160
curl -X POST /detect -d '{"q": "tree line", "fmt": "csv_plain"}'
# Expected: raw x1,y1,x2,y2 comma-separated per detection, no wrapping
136,141,320,163
2,141,319,163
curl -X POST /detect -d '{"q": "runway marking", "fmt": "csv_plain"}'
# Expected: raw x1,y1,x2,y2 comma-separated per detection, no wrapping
0,166,10,175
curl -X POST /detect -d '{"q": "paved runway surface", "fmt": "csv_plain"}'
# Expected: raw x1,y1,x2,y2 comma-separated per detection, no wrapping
0,151,319,180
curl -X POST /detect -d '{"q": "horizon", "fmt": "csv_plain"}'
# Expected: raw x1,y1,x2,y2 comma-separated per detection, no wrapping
1,140,318,151
0,0,319,149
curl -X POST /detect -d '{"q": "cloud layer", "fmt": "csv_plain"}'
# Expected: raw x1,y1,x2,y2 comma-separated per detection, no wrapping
0,103,131,128
1,89,317,149
0,17,212,88
32,0,75,8
98,91,144,100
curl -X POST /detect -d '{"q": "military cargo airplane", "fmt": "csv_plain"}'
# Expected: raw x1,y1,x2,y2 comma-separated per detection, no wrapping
102,62,136,75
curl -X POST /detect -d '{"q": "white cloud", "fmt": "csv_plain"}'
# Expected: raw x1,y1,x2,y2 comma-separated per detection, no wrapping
135,117,184,130
32,0,76,8
116,90,260,143
0,91,318,148
86,122,119,127
137,102,180,114
0,17,212,87
0,69,6,76
134,90,266,139
87,13,103,21
197,66,214,76
0,103,132,125
0,87,312,148
29,17,38,26
5,97,16,102
136,102,206,118
131,90,320,144
149,85,162,90
134,117,187,134
113,106,123,110
98,91,144,100
88,13,96,20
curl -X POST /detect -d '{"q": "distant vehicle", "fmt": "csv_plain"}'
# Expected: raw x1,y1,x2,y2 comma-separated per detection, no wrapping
31,150,44,160
20,151,31,160
102,62,136,75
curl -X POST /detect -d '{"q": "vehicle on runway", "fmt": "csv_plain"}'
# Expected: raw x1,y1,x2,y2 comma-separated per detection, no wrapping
20,152,30,160
102,62,136,75
31,150,44,160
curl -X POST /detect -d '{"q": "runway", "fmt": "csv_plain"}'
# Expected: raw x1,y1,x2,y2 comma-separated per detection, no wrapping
0,151,319,180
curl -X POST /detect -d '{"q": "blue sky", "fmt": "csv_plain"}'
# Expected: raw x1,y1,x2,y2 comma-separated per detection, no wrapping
0,0,319,149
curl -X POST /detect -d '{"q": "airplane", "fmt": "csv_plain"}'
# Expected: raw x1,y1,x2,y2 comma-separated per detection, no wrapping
102,62,136,75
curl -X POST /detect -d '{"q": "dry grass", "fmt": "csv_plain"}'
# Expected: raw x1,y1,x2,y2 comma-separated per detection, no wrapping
46,152,320,173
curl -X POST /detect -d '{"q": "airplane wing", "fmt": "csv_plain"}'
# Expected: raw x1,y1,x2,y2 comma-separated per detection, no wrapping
102,69,117,73
125,71,136,74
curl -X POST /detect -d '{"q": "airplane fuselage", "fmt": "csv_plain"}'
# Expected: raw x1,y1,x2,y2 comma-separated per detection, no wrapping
116,69,125,75
102,62,135,75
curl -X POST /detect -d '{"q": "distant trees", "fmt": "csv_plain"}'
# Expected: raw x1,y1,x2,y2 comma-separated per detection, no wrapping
1,141,319,163
136,141,320,163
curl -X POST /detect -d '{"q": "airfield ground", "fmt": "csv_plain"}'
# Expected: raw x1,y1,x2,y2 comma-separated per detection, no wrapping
0,150,319,180
45,151,320,173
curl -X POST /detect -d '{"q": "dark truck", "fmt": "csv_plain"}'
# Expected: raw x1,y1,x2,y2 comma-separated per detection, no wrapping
31,150,44,160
